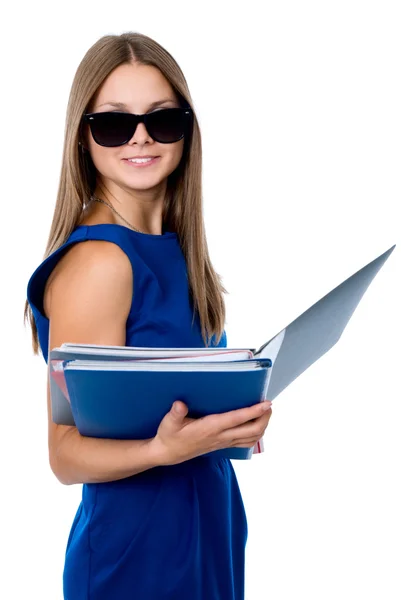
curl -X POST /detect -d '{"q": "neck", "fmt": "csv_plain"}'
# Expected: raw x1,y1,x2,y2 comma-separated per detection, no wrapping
90,194,164,235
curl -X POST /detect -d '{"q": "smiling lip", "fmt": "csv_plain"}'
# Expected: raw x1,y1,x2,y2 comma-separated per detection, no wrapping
123,155,159,159
123,156,161,168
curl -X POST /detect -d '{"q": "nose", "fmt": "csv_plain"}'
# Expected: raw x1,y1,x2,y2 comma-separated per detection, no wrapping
127,121,152,144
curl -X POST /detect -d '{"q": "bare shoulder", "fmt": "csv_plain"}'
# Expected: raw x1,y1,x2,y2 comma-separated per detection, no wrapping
44,239,133,322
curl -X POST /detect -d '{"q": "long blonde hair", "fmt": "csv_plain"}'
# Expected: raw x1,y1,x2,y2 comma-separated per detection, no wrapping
24,32,228,355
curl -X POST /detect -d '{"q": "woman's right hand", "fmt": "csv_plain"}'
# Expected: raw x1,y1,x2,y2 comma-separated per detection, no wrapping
148,399,273,466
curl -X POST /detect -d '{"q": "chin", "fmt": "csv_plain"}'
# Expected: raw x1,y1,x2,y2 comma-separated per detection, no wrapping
123,175,167,191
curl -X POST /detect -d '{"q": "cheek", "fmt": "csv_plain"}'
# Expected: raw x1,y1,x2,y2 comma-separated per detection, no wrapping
88,145,118,175
163,140,185,172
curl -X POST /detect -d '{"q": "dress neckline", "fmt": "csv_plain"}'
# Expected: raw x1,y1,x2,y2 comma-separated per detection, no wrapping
74,223,177,240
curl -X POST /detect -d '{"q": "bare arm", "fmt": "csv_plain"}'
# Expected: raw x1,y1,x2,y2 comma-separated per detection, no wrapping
45,240,161,486
46,377,160,485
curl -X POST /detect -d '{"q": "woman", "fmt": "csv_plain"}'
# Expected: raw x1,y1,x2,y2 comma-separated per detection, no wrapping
24,31,273,600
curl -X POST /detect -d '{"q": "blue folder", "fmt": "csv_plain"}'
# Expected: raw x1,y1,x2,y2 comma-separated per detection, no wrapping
62,358,272,460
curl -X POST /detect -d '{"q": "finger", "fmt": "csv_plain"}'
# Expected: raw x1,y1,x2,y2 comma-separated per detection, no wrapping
247,407,273,423
208,401,272,433
220,411,271,444
231,436,263,448
236,409,272,430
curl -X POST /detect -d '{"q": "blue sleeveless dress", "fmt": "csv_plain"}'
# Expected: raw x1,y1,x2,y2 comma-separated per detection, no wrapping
27,224,248,600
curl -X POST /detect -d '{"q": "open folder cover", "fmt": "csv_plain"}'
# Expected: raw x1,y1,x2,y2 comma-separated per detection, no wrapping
49,243,395,461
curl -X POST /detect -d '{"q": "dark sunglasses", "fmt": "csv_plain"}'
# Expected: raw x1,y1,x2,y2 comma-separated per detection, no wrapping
82,107,193,147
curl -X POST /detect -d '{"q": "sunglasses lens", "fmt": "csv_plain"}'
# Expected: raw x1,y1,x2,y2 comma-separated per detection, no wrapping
147,108,190,143
86,108,192,147
88,112,133,147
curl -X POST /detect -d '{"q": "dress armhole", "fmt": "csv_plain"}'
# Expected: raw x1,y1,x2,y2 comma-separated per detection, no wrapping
26,228,137,359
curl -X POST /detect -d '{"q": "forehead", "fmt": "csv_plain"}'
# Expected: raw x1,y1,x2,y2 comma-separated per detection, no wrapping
94,63,177,108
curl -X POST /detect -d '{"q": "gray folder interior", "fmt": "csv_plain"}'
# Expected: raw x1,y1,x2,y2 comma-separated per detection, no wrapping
254,244,396,399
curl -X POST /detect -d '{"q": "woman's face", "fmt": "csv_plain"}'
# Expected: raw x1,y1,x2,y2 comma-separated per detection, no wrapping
83,62,185,194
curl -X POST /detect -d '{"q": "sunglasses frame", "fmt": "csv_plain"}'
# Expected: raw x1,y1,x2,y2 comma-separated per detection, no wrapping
82,107,193,146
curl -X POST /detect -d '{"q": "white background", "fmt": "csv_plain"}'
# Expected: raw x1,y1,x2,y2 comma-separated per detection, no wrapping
2,1,400,599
